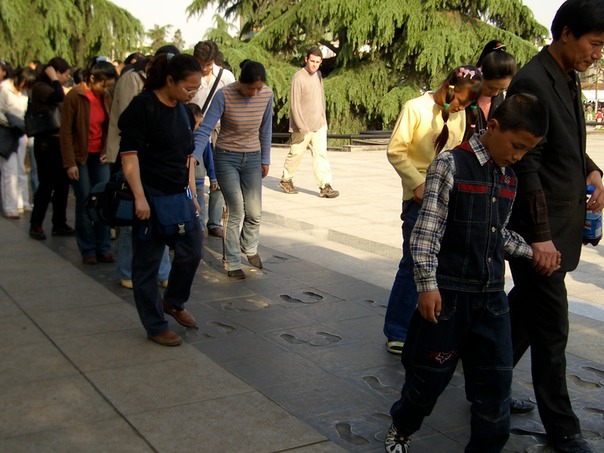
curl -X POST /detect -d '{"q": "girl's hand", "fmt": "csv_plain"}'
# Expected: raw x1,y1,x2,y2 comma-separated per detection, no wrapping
44,66,58,82
261,164,270,178
66,166,79,180
413,183,425,203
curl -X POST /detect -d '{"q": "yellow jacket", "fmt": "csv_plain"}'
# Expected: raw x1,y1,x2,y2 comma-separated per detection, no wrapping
387,92,466,201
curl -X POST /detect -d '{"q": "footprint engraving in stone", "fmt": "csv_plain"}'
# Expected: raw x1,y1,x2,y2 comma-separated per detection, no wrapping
208,321,235,334
363,299,387,309
280,331,341,346
585,406,604,416
221,298,269,312
280,333,307,344
279,292,324,304
568,374,602,390
583,366,604,379
335,422,369,446
309,331,342,346
272,255,289,261
362,376,399,395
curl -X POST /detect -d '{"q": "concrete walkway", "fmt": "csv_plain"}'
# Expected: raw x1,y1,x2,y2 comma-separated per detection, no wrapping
1,136,603,452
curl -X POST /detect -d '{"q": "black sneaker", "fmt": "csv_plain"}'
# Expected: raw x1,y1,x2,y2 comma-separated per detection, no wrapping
29,225,47,240
279,180,298,194
227,269,246,279
319,184,339,198
385,424,411,453
246,253,263,269
52,224,75,236
551,434,592,452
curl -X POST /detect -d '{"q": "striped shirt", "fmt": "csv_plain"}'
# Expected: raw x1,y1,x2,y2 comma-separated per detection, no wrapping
411,134,533,292
193,83,273,165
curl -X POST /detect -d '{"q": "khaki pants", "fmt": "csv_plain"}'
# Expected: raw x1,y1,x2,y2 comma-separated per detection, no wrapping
281,125,332,188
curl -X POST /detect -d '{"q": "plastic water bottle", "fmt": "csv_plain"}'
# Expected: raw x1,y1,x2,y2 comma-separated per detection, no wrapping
584,185,602,246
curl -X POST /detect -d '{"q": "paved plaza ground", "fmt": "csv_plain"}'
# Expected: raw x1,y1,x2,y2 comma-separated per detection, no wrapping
1,134,603,452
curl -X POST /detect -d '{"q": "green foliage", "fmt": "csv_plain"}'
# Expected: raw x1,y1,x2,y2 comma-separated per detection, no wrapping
188,0,549,133
0,0,144,67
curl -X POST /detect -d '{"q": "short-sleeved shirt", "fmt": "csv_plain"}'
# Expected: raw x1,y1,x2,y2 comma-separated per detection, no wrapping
118,90,195,195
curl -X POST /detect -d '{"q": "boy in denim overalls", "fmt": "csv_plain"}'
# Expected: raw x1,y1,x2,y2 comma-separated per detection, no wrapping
385,94,558,453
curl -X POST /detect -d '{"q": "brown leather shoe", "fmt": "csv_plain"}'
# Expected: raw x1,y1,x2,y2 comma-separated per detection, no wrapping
208,226,223,237
82,256,98,265
97,252,115,263
148,330,183,346
162,299,197,328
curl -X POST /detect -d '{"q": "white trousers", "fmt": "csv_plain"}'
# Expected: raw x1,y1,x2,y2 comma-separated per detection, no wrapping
281,125,333,188
1,136,30,216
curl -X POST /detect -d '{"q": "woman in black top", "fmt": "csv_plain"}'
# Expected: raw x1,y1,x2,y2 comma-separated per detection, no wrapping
119,53,203,346
29,57,74,240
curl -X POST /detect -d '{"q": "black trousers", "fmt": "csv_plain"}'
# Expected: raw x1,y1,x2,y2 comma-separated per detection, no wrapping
132,217,203,336
29,135,70,228
508,258,581,438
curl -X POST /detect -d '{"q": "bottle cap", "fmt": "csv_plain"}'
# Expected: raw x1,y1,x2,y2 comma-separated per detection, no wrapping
587,184,595,194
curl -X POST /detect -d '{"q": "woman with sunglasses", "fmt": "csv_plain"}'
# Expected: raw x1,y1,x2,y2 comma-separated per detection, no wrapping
60,56,118,264
119,53,203,346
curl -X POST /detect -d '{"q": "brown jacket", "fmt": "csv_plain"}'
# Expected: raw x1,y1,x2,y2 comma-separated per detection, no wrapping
59,83,109,168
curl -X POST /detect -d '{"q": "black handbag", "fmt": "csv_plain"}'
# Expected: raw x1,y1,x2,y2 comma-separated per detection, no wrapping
86,173,134,226
24,105,61,136
0,124,21,158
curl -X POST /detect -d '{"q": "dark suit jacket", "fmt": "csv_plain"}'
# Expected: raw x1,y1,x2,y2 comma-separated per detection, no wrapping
507,47,601,271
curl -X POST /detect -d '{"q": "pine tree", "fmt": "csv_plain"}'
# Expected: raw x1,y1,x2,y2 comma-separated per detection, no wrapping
0,0,144,68
188,0,549,132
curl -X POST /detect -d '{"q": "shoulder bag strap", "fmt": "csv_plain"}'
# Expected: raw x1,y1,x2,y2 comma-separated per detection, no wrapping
200,68,224,116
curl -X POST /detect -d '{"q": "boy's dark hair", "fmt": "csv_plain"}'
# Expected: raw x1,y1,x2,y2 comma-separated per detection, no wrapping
154,45,180,57
551,0,604,40
306,46,322,59
145,54,201,91
125,52,145,66
185,102,202,118
72,68,85,84
13,67,37,90
491,93,548,137
194,41,220,63
84,56,118,83
239,60,267,84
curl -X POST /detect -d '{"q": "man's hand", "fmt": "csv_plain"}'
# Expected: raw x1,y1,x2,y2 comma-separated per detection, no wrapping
531,240,560,276
134,196,151,220
261,164,269,178
586,170,604,212
417,290,442,324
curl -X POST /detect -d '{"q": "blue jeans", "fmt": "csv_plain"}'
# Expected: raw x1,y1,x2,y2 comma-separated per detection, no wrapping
383,200,420,342
195,185,225,230
70,153,111,258
213,149,262,270
116,226,171,281
391,289,512,452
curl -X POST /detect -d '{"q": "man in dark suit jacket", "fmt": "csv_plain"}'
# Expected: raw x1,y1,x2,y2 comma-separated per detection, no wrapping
506,1,604,451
